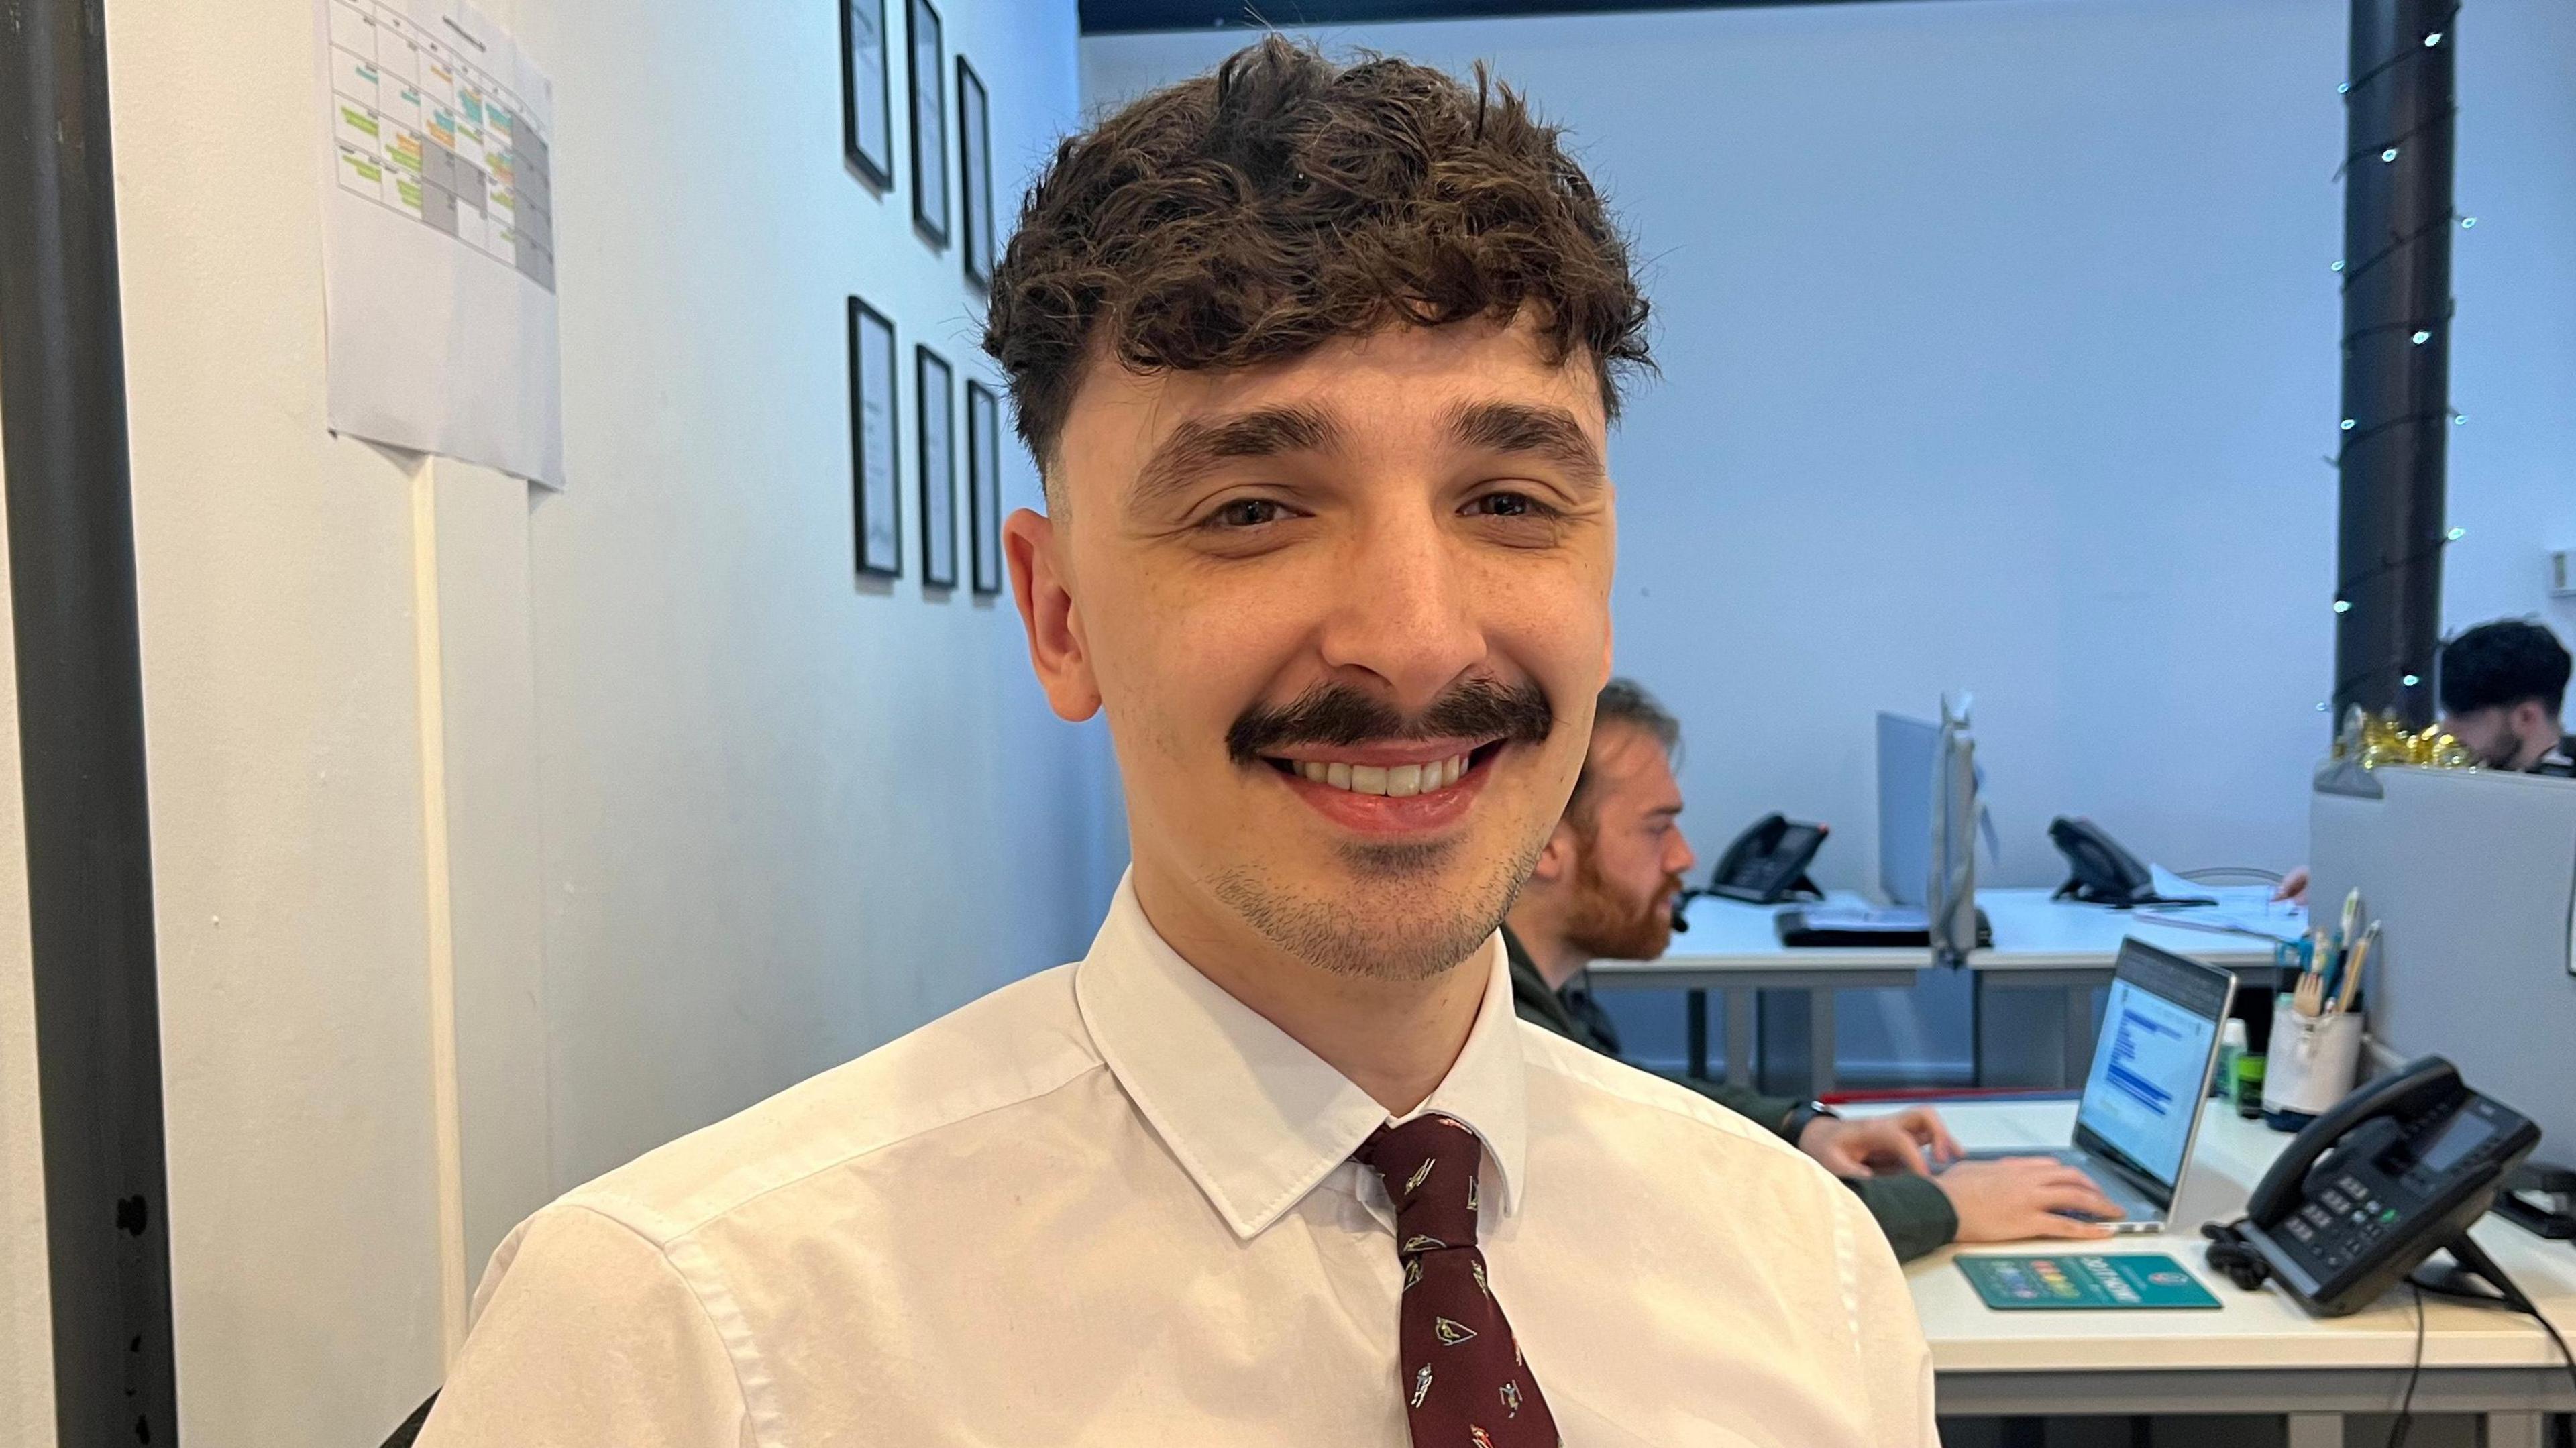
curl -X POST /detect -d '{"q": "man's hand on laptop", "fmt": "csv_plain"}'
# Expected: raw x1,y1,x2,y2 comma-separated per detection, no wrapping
1935,1158,2125,1242
1797,1107,1964,1177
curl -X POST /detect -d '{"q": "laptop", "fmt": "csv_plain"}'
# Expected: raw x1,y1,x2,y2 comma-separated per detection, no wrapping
1955,937,2237,1233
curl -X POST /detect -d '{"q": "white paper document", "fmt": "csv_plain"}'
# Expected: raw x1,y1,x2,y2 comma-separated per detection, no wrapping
318,0,562,486
2135,883,2308,944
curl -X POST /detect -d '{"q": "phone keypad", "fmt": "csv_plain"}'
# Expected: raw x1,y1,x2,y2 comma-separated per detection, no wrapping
2284,1170,2419,1282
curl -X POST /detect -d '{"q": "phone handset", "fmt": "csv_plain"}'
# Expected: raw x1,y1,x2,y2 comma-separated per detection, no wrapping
1707,812,1786,891
2243,1056,2461,1228
1695,812,1828,907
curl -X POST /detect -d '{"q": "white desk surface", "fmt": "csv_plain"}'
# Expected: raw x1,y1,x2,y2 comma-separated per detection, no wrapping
1874,1097,2576,1375
1589,887,2284,981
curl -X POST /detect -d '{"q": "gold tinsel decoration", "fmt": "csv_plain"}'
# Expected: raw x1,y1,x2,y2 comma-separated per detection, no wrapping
2332,706,2478,770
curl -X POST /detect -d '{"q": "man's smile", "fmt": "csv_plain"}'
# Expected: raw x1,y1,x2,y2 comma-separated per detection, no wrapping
1258,738,1511,832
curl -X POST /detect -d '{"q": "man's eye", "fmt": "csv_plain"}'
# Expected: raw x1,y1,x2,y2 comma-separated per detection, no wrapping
1466,491,1550,519
1210,498,1286,528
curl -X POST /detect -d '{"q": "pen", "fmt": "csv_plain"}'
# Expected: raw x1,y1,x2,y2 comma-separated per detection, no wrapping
2334,921,2376,1014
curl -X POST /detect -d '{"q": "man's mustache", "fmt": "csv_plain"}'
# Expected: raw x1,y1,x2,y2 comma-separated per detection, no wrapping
1227,677,1556,767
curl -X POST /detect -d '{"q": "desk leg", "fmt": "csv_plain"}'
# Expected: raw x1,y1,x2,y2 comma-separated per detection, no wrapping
1809,987,1837,1096
2063,982,2094,1089
1687,990,1708,1080
2485,1411,2545,1448
2285,1414,2341,1448
1970,972,1986,1087
1725,987,1756,1088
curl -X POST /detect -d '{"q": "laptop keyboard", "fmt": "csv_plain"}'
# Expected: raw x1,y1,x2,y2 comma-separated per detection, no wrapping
1956,1148,2164,1223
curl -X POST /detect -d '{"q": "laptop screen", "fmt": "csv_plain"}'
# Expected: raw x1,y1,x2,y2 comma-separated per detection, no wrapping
2072,940,2235,1191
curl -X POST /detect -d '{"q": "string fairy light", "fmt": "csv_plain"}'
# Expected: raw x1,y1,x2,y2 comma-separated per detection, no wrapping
2329,1,2465,720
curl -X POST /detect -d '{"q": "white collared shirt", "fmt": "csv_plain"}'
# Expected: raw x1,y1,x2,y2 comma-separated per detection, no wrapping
417,877,1935,1446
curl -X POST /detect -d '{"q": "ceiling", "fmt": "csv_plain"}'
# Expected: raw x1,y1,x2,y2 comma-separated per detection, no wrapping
1079,0,1917,35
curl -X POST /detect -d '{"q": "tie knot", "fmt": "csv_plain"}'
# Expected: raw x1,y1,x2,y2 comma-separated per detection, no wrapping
1355,1113,1484,1251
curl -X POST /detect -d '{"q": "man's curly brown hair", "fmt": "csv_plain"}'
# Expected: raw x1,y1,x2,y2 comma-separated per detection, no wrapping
981,36,1652,489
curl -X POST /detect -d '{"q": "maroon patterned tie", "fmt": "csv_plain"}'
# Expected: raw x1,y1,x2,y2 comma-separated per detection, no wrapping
1354,1114,1558,1448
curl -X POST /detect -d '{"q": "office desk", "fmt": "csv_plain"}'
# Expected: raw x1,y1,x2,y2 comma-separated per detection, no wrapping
1884,1098,2576,1444
1585,889,2284,1090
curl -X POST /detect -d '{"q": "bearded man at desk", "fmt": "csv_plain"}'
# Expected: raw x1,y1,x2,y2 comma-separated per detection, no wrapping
1504,679,2128,1260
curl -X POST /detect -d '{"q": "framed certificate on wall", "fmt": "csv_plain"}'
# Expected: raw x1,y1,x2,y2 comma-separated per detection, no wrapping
965,378,1003,595
906,0,947,245
916,345,957,589
848,297,900,578
840,0,893,188
956,57,994,288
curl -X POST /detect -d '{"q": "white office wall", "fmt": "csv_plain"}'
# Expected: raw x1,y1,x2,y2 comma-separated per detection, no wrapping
510,0,1112,1194
0,412,58,1445
1084,0,2576,892
104,2,1101,1445
2443,0,2576,645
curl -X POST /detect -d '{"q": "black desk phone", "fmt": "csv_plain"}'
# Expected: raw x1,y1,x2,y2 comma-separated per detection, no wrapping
2215,1056,2540,1317
2047,816,2215,908
1706,812,1828,905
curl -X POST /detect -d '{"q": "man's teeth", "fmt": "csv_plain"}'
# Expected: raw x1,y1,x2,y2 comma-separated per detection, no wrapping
1293,754,1472,796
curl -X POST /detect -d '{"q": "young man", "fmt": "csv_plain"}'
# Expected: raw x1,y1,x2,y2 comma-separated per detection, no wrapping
1503,680,2125,1261
2440,618,2575,775
417,40,1933,1445
2279,617,2573,906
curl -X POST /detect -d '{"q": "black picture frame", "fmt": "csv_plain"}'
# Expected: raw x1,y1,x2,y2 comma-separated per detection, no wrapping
840,0,894,188
916,346,957,589
966,379,1003,594
906,0,948,245
848,297,901,578
955,57,995,288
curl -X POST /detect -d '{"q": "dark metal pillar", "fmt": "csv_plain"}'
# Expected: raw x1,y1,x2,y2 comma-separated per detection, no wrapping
2332,0,2459,729
0,0,182,1443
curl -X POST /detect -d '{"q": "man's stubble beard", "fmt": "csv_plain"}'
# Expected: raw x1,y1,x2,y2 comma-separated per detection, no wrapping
1561,836,1676,964
1209,830,1550,984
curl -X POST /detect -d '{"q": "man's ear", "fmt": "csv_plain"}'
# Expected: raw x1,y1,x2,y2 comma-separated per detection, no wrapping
1006,507,1102,722
1526,820,1578,887
2510,698,2555,757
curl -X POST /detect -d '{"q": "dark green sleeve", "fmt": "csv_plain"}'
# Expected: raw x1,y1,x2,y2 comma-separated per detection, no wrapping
1660,1076,1961,1262
1836,1173,1958,1264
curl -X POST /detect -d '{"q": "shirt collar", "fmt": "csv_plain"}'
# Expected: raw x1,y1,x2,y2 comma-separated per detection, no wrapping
1075,871,1528,1240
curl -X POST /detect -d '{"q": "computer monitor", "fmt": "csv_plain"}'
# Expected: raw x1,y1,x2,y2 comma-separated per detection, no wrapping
1875,712,1936,908
2072,939,2237,1206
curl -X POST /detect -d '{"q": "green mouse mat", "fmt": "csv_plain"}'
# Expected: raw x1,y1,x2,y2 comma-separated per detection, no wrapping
1957,1252,2222,1310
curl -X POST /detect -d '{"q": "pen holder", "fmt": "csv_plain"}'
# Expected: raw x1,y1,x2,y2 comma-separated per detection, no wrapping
2261,1006,2364,1131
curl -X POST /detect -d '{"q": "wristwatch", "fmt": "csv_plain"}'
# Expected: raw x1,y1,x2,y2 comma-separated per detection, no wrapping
1782,1100,1840,1141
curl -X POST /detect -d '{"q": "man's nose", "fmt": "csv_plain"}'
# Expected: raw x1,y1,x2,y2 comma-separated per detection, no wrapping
1313,504,1485,708
1667,828,1697,879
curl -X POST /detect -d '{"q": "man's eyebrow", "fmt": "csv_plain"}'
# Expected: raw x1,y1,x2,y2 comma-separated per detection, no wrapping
1129,404,1344,513
1447,400,1606,481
